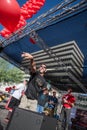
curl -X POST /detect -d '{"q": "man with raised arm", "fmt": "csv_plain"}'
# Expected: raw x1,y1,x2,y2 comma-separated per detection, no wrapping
20,52,47,111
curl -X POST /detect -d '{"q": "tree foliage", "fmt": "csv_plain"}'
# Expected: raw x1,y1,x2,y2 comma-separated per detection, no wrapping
0,58,24,83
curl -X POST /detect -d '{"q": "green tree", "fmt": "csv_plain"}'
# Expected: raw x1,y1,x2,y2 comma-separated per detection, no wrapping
0,58,24,83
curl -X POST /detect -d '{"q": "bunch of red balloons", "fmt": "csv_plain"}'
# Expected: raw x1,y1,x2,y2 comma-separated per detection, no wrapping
0,0,46,38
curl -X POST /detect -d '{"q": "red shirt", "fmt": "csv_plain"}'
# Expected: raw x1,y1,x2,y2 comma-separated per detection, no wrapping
62,93,75,109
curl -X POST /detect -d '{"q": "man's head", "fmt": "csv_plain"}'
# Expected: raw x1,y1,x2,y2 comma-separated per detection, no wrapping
39,64,47,75
23,80,29,86
43,87,49,94
67,88,72,94
53,91,56,97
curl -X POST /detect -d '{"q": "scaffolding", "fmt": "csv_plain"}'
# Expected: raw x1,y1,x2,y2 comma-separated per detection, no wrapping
0,0,87,47
0,0,87,93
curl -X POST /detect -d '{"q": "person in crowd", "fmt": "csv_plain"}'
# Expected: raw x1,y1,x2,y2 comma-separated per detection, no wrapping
54,94,62,120
37,88,49,113
20,52,48,112
58,88,76,130
47,91,58,117
4,80,28,122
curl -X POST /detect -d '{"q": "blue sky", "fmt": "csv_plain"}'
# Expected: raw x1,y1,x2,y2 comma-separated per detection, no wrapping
0,0,61,32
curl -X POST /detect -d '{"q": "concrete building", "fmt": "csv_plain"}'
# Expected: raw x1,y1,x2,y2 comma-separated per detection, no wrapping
22,41,85,92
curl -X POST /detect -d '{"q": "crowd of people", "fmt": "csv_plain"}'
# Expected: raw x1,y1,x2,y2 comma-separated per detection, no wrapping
4,52,76,130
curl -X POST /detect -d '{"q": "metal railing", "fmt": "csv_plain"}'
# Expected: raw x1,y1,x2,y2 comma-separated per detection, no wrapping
0,0,87,47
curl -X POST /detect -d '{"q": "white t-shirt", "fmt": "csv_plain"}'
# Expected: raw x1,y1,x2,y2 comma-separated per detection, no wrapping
12,83,26,100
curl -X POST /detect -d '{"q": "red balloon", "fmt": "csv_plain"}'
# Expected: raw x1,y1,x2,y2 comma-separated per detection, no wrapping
16,15,26,29
0,0,46,38
23,14,32,20
0,0,21,32
32,5,41,11
0,28,11,37
28,9,36,15
0,30,6,37
27,2,33,9
20,0,46,21
36,1,44,6
29,37,36,44
21,9,28,16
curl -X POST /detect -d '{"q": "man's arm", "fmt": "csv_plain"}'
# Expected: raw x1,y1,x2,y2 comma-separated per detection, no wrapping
62,96,75,107
21,52,36,73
